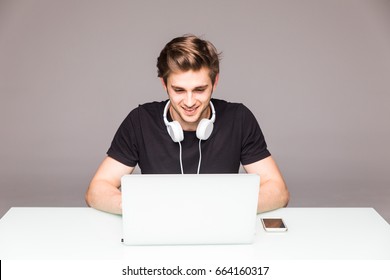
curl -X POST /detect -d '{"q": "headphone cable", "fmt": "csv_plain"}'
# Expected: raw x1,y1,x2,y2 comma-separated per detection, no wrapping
197,139,202,174
178,139,202,175
178,141,184,174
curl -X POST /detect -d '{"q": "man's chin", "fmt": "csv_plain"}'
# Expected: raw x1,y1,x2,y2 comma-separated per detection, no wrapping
179,116,200,130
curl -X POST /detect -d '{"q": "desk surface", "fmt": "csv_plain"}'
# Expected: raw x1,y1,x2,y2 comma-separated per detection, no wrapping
0,207,389,260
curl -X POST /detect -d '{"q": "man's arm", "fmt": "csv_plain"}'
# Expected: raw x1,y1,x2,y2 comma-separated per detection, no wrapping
243,156,289,213
85,156,134,214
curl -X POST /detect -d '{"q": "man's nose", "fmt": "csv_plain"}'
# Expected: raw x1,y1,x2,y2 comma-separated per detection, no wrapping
184,92,195,107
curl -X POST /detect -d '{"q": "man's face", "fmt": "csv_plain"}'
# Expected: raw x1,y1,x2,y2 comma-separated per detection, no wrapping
163,67,218,131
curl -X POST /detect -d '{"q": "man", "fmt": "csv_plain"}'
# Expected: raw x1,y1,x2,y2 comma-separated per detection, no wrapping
85,35,289,214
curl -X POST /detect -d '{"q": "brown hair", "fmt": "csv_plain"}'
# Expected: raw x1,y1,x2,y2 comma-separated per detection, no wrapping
157,35,221,85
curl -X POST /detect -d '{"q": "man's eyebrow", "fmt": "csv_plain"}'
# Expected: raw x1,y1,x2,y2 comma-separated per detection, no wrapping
171,84,209,90
194,85,209,90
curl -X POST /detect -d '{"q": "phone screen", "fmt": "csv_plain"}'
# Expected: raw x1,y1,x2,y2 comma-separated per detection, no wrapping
262,218,287,231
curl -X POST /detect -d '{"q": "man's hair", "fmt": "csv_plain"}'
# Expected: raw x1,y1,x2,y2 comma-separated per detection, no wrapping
157,35,221,85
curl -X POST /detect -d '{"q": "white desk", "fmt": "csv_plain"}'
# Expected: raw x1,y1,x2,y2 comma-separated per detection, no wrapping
0,207,389,260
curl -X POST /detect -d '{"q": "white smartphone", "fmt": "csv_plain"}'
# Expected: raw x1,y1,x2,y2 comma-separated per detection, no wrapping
261,218,288,232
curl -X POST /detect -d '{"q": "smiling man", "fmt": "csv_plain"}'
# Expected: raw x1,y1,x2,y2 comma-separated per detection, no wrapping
166,69,213,131
85,35,289,214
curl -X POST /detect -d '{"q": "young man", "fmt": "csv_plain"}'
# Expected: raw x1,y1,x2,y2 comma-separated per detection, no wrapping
85,35,289,214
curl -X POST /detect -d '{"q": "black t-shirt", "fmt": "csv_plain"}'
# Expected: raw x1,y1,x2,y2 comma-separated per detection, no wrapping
107,98,271,174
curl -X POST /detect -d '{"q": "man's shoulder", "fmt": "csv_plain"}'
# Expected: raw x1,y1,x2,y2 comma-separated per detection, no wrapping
120,100,166,126
127,100,166,116
138,100,166,111
212,98,248,114
212,98,243,107
212,98,258,126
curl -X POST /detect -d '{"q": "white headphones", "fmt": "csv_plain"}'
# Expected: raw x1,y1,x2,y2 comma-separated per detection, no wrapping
163,100,216,142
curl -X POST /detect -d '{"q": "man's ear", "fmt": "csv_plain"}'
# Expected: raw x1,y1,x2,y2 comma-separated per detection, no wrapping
160,78,167,91
213,74,220,90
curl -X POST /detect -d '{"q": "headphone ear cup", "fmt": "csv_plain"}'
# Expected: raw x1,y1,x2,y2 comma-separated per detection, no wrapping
167,120,184,142
196,119,214,140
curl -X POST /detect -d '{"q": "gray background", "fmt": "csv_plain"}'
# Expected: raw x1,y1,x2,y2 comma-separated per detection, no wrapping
1,0,389,222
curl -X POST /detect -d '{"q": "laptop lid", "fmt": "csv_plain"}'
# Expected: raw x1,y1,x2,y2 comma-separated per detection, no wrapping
121,174,260,245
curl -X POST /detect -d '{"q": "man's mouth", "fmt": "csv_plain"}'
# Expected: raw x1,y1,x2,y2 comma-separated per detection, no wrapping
182,106,198,115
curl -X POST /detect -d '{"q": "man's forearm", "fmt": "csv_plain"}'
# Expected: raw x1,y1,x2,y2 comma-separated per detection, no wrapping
85,180,122,214
257,180,289,213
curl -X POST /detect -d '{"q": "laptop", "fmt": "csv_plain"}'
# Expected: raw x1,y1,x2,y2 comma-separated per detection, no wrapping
121,174,260,245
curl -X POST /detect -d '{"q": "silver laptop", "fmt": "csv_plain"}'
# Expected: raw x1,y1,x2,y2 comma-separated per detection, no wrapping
121,174,260,245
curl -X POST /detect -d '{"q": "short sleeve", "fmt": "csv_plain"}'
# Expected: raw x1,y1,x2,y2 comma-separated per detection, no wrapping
107,109,139,167
239,105,271,165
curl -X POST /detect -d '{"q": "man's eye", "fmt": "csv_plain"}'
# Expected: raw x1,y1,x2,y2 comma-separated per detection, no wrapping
194,87,207,93
174,89,185,93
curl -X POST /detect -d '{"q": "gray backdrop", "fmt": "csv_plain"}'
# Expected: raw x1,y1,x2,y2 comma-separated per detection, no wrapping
1,0,389,222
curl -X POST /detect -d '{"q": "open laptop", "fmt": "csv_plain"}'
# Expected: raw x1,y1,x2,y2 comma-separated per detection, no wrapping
121,174,260,245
